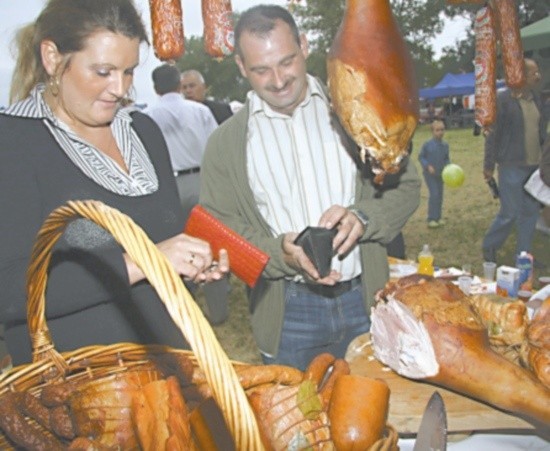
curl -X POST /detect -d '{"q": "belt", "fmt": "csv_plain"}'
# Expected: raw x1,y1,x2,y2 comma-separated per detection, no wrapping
174,166,200,177
300,275,362,299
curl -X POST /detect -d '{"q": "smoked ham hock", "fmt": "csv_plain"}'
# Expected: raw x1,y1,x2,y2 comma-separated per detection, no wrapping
371,275,550,426
327,0,418,181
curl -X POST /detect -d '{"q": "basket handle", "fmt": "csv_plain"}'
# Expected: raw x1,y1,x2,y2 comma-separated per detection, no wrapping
26,200,263,450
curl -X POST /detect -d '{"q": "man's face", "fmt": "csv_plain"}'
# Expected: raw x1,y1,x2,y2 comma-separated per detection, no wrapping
181,74,207,102
525,60,542,89
235,20,309,116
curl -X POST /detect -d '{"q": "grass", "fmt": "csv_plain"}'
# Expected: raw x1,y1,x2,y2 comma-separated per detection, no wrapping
197,124,550,364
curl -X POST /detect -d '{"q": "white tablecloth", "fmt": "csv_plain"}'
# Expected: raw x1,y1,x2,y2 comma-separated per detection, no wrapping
398,433,550,450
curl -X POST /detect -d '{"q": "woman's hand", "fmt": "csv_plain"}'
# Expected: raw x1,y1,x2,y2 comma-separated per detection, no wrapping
124,234,229,285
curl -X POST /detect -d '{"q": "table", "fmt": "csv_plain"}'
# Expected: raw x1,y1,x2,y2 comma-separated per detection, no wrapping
346,334,541,434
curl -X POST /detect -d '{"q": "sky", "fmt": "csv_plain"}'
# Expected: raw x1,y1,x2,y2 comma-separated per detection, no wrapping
0,1,469,108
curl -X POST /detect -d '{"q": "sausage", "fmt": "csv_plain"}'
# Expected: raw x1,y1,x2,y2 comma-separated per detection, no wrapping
202,0,234,57
0,392,65,450
149,0,185,61
491,0,525,89
41,379,79,407
474,5,497,129
328,375,390,451
318,358,350,408
15,392,51,430
303,353,335,387
50,405,76,440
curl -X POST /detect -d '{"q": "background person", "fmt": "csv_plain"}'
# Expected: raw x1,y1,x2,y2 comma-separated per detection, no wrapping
145,64,229,325
418,119,450,228
199,5,420,370
180,69,233,125
482,58,548,264
0,0,227,365
145,64,218,222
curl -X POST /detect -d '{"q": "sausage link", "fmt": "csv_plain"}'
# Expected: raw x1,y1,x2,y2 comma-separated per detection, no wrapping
0,392,65,450
202,0,234,57
50,405,76,440
474,5,497,129
491,0,525,89
15,391,51,430
319,358,350,408
304,353,336,388
149,0,185,61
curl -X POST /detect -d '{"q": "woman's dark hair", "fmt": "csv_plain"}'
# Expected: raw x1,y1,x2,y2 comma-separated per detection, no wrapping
10,0,148,103
234,4,300,59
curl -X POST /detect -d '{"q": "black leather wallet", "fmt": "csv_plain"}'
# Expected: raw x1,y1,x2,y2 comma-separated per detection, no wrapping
294,226,337,278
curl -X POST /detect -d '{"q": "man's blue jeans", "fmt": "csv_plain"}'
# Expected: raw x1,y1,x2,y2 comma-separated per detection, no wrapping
261,278,370,371
483,165,540,254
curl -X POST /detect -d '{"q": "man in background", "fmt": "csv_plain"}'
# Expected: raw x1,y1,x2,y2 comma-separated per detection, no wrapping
181,69,233,125
482,58,547,265
146,64,229,324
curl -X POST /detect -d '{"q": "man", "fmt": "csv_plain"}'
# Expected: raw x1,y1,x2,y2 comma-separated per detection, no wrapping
482,59,547,264
181,69,233,124
199,5,420,370
145,64,229,325
146,64,218,221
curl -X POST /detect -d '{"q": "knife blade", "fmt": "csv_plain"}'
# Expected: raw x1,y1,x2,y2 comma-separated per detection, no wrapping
413,390,447,451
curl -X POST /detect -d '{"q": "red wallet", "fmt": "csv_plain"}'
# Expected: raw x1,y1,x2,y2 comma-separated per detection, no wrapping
184,205,270,287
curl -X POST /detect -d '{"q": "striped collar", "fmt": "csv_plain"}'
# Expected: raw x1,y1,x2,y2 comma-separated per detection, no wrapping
4,85,158,196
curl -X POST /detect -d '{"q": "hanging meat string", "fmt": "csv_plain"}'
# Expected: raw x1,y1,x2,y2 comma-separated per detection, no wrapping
149,0,185,61
149,0,235,61
448,0,526,132
327,0,419,183
202,0,235,57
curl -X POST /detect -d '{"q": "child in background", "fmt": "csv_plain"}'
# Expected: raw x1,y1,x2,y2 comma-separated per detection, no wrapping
418,120,450,228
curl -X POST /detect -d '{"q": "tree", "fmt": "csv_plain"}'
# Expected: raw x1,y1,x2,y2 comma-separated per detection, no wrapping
290,0,451,87
438,1,548,78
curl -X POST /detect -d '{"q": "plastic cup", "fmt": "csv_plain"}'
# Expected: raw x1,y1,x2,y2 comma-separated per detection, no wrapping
483,261,497,281
461,264,472,276
538,276,550,288
458,276,473,295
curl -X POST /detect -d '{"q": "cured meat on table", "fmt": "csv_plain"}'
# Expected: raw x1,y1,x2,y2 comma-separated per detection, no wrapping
370,275,550,427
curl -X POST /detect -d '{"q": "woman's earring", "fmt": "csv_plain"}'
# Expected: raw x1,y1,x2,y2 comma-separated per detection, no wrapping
48,76,59,96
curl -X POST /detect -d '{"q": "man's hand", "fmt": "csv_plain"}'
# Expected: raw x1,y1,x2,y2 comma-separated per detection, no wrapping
318,205,365,257
282,233,342,285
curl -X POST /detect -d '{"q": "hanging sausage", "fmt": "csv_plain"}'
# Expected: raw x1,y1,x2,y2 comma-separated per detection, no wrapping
149,0,185,61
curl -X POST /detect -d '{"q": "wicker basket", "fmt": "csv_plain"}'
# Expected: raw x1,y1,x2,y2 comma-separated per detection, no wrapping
0,200,263,449
0,200,400,450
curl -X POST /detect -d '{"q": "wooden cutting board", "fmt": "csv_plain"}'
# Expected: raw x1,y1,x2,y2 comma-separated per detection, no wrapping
346,333,534,434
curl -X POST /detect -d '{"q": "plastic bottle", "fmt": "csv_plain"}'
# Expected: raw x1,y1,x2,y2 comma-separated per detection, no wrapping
418,244,434,276
516,251,533,291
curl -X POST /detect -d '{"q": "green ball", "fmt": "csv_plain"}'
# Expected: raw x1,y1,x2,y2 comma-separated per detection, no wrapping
442,164,465,188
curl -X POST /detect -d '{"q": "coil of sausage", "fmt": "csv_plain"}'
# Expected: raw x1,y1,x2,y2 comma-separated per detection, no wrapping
491,0,525,89
474,5,497,129
149,0,185,61
202,0,234,57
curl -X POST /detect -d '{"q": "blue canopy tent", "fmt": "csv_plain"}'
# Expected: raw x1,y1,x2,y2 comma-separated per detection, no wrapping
419,72,505,100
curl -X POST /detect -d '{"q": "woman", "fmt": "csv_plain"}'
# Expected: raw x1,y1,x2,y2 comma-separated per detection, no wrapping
0,0,228,365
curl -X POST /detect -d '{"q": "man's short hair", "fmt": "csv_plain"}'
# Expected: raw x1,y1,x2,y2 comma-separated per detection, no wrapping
152,64,181,95
234,5,300,58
